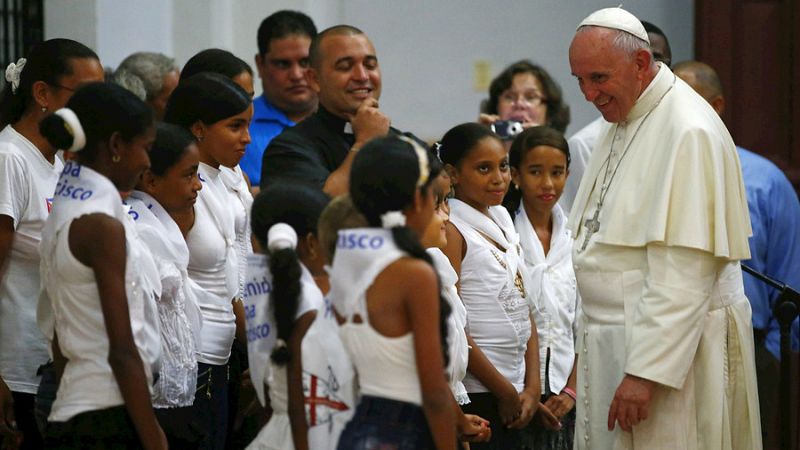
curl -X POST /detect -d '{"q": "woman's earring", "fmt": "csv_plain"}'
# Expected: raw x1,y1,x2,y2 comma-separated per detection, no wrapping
41,106,47,113
196,135,204,142
112,155,121,163
514,183,520,190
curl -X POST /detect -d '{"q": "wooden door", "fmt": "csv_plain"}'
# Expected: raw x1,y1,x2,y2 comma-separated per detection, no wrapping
696,0,799,193
696,2,799,450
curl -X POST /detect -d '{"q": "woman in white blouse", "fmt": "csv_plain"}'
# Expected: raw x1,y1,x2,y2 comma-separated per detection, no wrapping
164,72,253,450
0,39,103,447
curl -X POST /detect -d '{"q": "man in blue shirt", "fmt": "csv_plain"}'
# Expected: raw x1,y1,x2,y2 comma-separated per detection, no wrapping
244,10,317,189
676,59,800,446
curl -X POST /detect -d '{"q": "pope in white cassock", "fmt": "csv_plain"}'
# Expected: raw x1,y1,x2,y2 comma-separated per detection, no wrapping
567,7,762,450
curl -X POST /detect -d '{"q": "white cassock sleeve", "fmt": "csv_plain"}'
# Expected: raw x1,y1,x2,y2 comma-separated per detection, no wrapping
624,244,724,388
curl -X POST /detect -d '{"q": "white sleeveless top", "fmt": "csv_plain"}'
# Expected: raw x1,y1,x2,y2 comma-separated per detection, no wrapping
329,228,422,405
187,163,238,365
449,199,532,393
40,162,161,422
126,191,203,408
244,255,355,450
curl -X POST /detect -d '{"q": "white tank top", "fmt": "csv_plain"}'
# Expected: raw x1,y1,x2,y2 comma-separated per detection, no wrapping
329,228,422,405
40,162,161,422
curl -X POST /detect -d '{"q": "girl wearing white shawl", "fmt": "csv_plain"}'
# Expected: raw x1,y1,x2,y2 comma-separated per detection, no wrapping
244,184,354,450
439,123,541,450
126,123,206,447
38,84,166,448
505,126,578,450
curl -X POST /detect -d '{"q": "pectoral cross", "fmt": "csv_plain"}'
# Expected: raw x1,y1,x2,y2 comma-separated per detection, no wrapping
580,209,601,252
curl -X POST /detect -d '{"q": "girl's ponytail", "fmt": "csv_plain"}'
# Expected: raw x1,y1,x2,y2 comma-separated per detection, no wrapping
267,223,302,366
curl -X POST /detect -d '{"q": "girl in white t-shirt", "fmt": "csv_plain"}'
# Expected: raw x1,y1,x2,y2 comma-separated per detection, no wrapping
164,72,253,450
504,126,578,450
38,83,165,449
244,183,356,450
179,51,258,444
440,122,541,450
0,39,103,448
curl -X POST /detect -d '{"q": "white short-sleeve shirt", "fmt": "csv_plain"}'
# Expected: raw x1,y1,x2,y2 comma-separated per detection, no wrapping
0,125,62,393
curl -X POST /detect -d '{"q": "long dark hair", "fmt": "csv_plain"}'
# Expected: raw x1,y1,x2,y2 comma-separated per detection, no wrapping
39,83,153,164
349,136,451,367
0,38,98,127
251,183,330,365
503,126,570,218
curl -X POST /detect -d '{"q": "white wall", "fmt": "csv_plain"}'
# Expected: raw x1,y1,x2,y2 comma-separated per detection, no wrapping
341,0,694,139
44,0,693,139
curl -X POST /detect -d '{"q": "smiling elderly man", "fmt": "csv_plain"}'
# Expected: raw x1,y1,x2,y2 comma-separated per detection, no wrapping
567,7,762,450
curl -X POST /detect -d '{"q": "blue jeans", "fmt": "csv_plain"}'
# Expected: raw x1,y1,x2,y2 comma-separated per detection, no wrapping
336,395,436,450
191,363,229,450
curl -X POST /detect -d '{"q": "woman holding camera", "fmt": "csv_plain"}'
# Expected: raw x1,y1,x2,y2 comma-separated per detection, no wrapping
478,60,570,135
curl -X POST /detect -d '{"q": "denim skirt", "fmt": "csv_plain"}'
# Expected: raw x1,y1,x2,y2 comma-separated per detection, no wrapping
336,395,436,450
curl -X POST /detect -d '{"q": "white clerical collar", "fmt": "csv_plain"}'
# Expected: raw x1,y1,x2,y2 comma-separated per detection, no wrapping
343,122,353,135
625,62,675,123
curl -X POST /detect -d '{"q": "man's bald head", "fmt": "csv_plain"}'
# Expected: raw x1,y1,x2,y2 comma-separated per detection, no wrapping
308,24,365,69
673,60,725,114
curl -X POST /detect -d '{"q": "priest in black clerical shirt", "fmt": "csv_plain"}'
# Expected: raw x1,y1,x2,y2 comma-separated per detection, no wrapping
260,24,420,195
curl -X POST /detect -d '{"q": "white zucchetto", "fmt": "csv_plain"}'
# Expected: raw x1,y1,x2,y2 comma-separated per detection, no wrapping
577,7,650,44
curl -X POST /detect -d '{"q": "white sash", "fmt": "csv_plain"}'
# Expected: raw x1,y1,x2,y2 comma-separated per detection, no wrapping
515,203,575,392
40,161,161,371
328,228,406,319
126,191,203,348
449,199,526,297
515,203,571,326
242,254,276,406
242,253,356,421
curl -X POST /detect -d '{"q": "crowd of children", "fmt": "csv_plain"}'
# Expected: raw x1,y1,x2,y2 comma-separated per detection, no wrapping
0,38,579,450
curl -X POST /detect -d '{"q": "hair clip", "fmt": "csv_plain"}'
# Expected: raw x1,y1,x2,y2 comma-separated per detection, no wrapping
4,58,26,94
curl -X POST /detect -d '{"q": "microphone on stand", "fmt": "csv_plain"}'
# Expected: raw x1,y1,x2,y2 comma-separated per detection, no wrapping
741,263,800,450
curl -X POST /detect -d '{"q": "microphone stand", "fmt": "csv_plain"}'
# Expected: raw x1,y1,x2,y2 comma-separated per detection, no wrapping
741,264,800,450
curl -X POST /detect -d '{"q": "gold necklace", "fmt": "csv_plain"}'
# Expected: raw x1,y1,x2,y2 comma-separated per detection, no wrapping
490,248,526,299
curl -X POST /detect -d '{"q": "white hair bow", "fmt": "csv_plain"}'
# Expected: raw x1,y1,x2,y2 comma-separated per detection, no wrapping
5,58,26,94
381,211,407,229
